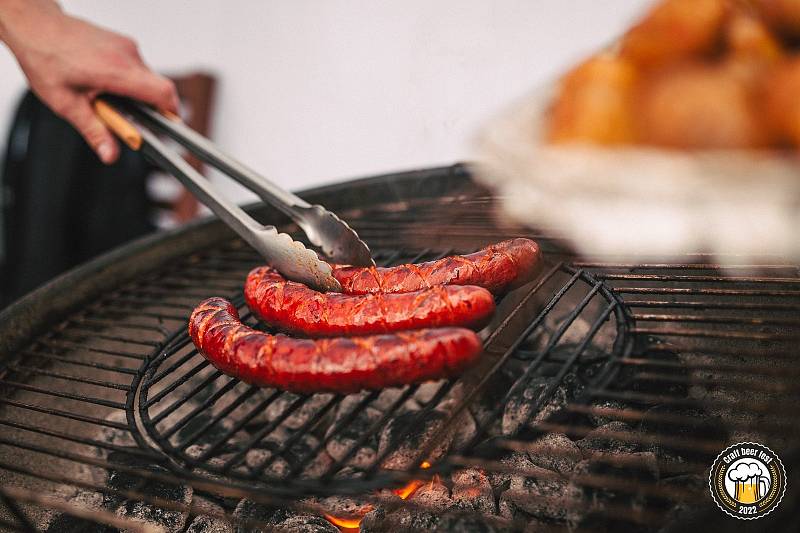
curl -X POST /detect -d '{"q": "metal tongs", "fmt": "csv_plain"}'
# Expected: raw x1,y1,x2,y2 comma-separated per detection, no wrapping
93,96,373,292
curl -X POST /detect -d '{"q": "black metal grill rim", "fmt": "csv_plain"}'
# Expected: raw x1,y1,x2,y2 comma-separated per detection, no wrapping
0,164,798,531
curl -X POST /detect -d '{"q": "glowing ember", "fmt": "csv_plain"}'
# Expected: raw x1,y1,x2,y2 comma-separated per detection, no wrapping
392,460,433,500
324,513,362,531
325,462,434,531
392,478,425,500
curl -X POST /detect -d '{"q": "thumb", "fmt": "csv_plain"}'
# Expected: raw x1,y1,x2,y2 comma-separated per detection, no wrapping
60,95,120,164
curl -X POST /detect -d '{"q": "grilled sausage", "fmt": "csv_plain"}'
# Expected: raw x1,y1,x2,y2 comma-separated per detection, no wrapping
245,266,495,337
189,297,482,394
331,238,542,295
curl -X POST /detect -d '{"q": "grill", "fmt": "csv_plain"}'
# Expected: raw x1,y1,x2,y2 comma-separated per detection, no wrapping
0,164,798,531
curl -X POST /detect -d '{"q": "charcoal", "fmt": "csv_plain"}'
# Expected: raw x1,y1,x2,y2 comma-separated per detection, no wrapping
247,393,335,432
433,512,500,532
242,435,330,480
362,507,440,531
358,506,388,532
186,514,234,533
526,432,582,475
372,387,420,413
468,367,518,436
451,468,495,515
232,499,295,533
45,515,118,533
575,421,640,457
379,411,452,470
303,495,374,522
586,400,629,427
409,478,452,512
325,397,382,469
498,465,582,524
332,466,365,480
489,452,532,493
413,380,449,405
502,372,585,436
501,376,549,436
176,412,240,448
640,405,727,464
272,514,339,532
103,452,191,532
451,410,478,451
243,448,290,479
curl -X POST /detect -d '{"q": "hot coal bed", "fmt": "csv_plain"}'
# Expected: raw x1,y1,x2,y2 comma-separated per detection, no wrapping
0,165,797,532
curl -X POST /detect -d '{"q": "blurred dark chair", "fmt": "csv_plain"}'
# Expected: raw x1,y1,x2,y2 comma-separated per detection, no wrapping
0,72,215,307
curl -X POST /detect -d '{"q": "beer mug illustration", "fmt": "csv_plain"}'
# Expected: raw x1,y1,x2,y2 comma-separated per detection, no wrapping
727,461,770,504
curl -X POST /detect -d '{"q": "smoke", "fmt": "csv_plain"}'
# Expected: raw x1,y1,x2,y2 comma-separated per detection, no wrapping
728,462,763,481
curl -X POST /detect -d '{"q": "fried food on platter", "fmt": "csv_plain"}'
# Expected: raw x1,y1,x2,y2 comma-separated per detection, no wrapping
620,0,726,68
547,55,638,145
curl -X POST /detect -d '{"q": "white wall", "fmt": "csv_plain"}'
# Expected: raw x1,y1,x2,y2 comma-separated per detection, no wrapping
0,0,649,202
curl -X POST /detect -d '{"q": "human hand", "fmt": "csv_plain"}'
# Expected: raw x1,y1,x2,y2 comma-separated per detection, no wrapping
0,0,178,163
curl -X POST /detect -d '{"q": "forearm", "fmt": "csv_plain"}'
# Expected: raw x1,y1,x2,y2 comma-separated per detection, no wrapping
0,0,62,49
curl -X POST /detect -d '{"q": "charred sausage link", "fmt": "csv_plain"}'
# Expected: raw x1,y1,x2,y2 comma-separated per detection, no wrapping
244,266,495,337
332,238,542,295
189,297,483,394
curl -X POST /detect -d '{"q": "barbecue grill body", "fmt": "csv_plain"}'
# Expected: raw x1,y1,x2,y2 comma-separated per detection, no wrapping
0,164,797,532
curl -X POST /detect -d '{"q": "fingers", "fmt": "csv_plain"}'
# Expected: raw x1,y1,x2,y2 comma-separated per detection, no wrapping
102,66,179,113
57,94,120,164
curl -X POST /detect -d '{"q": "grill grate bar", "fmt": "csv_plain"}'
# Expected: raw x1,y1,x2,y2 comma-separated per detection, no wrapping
173,381,257,449
0,419,159,459
630,371,797,394
563,403,792,434
145,358,213,409
288,386,419,479
150,368,223,425
149,338,197,383
597,273,800,283
85,304,187,321
55,329,161,347
630,326,799,341
630,312,800,326
108,295,194,311
623,300,800,311
218,393,313,473
4,363,130,391
20,351,138,375
360,380,458,480
510,300,618,439
194,389,284,463
160,376,239,442
0,398,129,429
67,317,170,335
588,388,793,415
573,261,799,270
248,393,343,479
619,357,800,377
501,419,725,456
458,270,596,450
0,379,127,409
37,339,148,359
613,286,800,297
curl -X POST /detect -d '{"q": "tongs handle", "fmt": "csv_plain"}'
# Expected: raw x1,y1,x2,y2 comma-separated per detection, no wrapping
93,100,265,239
104,95,310,216
92,98,342,292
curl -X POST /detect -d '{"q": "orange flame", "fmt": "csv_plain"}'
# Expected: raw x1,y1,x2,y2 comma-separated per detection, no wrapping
324,514,362,531
391,461,433,500
325,462,433,531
